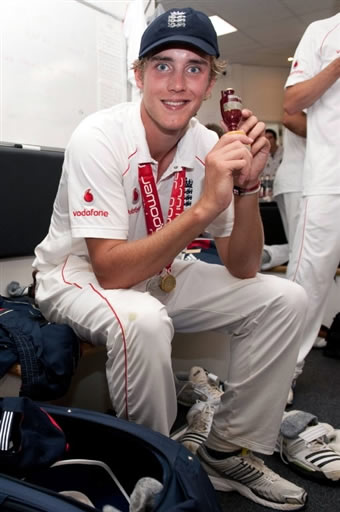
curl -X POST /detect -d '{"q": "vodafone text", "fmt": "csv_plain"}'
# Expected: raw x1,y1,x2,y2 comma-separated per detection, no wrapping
73,208,109,217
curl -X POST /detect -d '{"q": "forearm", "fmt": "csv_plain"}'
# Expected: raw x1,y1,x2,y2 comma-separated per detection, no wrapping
216,194,264,278
88,200,217,289
284,58,340,114
282,111,306,138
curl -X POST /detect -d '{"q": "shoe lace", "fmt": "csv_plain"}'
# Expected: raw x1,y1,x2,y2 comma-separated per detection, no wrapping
198,372,223,401
197,404,215,429
188,402,215,432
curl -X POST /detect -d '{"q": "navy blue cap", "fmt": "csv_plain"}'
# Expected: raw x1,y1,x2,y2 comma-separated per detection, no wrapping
139,7,219,58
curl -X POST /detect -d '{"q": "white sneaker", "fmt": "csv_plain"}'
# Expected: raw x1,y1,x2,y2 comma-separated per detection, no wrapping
180,401,216,454
197,445,307,510
328,429,340,454
276,417,340,482
319,422,340,453
175,366,223,407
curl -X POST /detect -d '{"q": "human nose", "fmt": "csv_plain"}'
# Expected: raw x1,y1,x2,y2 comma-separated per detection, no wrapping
168,70,186,92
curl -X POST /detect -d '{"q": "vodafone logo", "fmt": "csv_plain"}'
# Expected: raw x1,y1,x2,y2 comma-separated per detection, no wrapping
84,188,94,203
75,188,108,217
293,60,298,68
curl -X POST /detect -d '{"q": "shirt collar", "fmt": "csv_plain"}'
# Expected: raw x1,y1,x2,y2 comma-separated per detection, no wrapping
131,101,198,173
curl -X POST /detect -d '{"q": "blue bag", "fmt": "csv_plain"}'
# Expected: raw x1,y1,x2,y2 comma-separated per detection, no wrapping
0,399,222,511
0,397,67,475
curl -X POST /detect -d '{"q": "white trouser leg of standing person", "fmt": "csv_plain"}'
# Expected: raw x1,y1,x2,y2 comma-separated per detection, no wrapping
287,195,340,380
275,191,302,255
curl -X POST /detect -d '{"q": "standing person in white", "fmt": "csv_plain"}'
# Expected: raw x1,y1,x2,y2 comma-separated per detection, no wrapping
33,8,308,509
273,111,306,258
261,112,306,272
284,13,340,390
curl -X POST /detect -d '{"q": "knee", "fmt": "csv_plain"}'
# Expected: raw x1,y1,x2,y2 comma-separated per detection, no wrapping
274,279,308,319
108,298,174,359
129,302,174,346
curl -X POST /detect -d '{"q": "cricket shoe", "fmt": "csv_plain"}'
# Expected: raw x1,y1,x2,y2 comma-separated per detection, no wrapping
197,445,307,510
276,410,340,482
180,401,216,454
175,366,223,407
326,426,340,454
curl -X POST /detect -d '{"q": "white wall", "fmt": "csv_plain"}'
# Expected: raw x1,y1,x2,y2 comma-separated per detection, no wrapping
0,0,153,293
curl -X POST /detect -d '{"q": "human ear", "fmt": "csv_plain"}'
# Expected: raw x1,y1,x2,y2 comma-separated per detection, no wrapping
134,68,144,90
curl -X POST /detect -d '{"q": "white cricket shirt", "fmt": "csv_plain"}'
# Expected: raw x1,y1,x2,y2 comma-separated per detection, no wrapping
285,13,340,195
34,101,234,272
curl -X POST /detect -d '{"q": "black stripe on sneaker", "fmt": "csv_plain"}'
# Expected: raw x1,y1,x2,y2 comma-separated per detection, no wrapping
305,450,340,467
182,433,207,443
226,462,263,484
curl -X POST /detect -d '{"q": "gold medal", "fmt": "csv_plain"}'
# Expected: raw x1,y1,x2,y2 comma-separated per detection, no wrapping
159,273,176,293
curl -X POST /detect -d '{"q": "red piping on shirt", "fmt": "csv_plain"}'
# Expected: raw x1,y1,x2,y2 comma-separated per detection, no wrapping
123,148,138,176
61,257,82,289
195,155,205,166
320,22,340,54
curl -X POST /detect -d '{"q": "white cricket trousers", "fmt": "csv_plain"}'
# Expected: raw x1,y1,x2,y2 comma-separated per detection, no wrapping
275,191,302,252
287,195,340,379
35,255,307,454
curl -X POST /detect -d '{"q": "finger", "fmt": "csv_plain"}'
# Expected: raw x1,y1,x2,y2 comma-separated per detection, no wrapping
221,147,252,166
239,114,259,136
247,121,266,142
250,135,270,156
241,108,253,118
212,143,253,167
218,132,253,147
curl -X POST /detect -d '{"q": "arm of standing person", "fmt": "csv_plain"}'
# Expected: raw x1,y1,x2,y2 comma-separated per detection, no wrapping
284,57,340,114
282,111,307,138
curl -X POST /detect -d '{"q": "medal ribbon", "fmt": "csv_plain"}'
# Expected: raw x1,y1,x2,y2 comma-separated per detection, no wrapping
138,163,186,272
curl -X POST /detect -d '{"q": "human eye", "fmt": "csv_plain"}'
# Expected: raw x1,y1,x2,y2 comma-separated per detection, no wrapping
156,62,169,71
187,65,201,74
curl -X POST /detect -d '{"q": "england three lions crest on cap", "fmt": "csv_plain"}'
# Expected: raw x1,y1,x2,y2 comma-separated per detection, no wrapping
168,11,186,28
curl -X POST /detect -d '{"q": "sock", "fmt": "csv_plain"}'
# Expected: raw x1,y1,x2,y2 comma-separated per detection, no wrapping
205,446,242,460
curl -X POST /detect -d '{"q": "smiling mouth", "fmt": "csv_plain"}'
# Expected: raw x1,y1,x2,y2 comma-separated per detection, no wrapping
162,100,189,108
